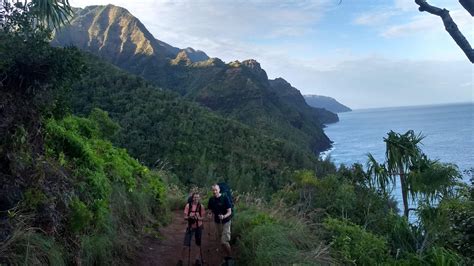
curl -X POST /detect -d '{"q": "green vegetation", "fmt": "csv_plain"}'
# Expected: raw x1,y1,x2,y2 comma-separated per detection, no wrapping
232,131,471,265
323,218,389,265
233,168,470,265
69,53,321,192
1,110,167,264
367,130,462,218
232,197,332,265
1,1,471,265
53,5,338,159
0,3,166,264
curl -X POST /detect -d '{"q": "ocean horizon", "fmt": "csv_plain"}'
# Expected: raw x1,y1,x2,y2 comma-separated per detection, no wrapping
322,101,473,181
350,101,473,112
322,102,473,218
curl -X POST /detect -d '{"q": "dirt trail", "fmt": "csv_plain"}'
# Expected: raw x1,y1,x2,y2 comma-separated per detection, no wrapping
136,211,227,266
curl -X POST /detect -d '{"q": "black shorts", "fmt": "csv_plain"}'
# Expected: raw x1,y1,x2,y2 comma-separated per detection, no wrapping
184,226,203,247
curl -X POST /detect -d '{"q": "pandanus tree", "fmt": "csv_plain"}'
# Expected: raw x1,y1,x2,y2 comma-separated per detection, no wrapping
30,0,72,29
384,130,424,218
1,0,72,31
367,130,461,218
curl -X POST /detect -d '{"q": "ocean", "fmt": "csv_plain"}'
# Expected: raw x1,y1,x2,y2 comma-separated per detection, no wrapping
322,102,474,215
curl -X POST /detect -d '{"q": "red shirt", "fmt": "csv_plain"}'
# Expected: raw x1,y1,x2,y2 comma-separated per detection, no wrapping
184,202,205,228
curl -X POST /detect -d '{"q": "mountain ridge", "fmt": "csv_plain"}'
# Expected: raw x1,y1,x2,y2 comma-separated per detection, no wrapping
304,95,352,113
53,4,337,154
70,53,319,187
53,4,209,63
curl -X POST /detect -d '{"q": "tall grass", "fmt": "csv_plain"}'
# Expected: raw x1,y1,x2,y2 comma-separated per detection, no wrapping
0,214,65,265
232,193,332,265
1,113,168,265
164,184,188,211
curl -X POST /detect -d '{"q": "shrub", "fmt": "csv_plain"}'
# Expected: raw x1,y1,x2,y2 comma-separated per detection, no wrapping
422,247,464,266
69,198,93,233
323,217,389,265
33,113,167,264
79,234,113,265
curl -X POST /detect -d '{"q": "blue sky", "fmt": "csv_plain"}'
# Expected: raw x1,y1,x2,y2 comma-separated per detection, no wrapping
70,0,473,109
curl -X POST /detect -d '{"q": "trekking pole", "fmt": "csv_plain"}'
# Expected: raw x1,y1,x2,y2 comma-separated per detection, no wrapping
206,215,211,265
198,216,205,266
207,216,210,238
206,212,211,239
187,224,192,266
199,241,204,266
188,243,191,266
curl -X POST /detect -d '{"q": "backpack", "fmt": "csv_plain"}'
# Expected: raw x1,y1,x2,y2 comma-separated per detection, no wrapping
217,182,234,218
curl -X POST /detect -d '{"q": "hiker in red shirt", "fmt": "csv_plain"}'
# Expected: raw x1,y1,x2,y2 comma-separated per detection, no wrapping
178,192,205,266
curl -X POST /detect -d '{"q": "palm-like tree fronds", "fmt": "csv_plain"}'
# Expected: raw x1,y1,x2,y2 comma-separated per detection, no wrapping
366,153,391,193
376,130,462,218
3,0,73,30
30,0,72,30
410,161,462,203
384,130,425,175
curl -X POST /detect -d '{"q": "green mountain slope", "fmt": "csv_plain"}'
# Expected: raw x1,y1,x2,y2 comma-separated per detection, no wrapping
71,53,319,191
165,59,337,152
53,4,337,154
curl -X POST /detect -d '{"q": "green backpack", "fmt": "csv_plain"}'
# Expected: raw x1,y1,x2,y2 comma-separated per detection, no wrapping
218,182,234,218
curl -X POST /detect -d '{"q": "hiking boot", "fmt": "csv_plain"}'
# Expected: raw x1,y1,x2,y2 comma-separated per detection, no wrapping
222,257,234,266
194,259,202,266
176,260,183,266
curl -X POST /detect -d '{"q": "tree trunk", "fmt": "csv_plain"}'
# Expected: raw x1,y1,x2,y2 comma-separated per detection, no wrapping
399,168,410,218
459,0,474,16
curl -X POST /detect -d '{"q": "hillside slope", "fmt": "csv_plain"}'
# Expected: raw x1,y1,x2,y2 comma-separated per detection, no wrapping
70,53,319,191
53,4,337,154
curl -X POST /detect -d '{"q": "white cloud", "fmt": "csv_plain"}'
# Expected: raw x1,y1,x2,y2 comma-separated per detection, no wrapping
352,0,415,27
70,0,332,40
354,10,398,26
381,14,435,38
288,58,474,109
381,9,473,39
354,0,472,42
394,0,416,11
460,81,473,88
70,0,336,61
68,1,473,109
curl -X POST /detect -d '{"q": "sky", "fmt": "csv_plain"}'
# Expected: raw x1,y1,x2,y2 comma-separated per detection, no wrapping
69,0,473,109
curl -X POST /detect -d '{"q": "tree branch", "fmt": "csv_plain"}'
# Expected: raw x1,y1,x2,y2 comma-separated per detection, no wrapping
459,0,474,16
415,0,474,63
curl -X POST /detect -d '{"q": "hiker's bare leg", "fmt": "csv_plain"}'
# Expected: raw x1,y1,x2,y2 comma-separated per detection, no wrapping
220,221,232,258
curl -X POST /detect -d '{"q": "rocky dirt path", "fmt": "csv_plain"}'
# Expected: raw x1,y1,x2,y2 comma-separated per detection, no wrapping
136,211,227,266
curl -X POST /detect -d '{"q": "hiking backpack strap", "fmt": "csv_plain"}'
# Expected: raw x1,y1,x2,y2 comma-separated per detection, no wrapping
187,202,202,218
220,195,233,218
